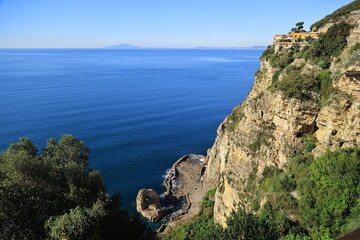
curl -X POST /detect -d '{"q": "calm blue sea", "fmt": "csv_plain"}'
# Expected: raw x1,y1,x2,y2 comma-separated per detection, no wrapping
0,48,262,211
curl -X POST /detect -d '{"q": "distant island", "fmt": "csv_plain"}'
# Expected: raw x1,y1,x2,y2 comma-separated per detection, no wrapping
105,43,142,49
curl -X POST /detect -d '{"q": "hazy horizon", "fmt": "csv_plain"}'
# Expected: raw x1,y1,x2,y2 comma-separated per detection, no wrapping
0,44,268,49
0,0,354,48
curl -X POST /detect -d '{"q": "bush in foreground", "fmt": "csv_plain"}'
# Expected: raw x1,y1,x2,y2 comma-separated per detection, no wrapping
0,135,153,240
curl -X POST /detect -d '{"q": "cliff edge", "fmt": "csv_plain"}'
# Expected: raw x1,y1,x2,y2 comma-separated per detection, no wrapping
204,1,360,226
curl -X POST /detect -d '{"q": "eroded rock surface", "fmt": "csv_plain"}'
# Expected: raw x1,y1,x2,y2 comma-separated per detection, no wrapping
136,189,167,222
136,155,210,225
164,154,206,198
204,13,360,226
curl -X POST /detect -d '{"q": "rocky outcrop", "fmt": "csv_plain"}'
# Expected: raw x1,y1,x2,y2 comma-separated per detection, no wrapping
136,155,210,224
163,155,211,226
204,11,360,226
164,155,207,199
204,79,322,225
314,72,360,156
136,189,167,222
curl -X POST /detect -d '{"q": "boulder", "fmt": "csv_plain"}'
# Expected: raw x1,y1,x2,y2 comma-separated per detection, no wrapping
136,189,167,222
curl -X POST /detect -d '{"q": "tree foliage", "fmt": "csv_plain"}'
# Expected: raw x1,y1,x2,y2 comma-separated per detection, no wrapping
0,135,153,240
291,22,305,33
308,22,352,60
296,148,360,237
264,21,352,101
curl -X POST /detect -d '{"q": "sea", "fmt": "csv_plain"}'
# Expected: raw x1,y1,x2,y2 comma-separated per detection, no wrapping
0,48,262,211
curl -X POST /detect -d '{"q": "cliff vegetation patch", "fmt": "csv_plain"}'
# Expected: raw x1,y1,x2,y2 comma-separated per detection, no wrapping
165,148,360,240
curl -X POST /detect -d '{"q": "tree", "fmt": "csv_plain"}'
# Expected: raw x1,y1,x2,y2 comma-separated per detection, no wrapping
45,201,106,240
0,135,153,240
291,22,305,33
296,22,305,32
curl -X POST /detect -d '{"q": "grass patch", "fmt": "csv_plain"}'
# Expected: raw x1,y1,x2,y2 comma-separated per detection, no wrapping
227,106,245,132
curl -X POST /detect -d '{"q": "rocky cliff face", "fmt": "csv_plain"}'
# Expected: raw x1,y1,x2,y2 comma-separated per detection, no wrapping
204,8,360,226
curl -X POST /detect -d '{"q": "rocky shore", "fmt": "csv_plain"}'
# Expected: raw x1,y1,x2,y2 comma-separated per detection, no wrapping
136,154,211,232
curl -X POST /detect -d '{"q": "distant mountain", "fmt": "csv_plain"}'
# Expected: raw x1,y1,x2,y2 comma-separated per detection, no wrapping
105,43,142,49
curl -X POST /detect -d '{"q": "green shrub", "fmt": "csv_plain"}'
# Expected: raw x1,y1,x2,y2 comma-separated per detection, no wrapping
261,45,275,60
277,175,296,192
165,189,224,240
166,148,360,240
281,233,312,240
350,42,360,52
227,106,245,132
297,148,360,237
309,22,352,62
317,60,330,69
317,70,335,104
249,140,262,152
253,91,265,101
248,126,272,153
272,69,318,100
271,67,336,102
224,150,229,164
164,214,224,240
272,71,281,83
343,49,360,68
224,203,300,240
252,198,261,211
269,48,296,69
302,134,318,153
201,188,216,210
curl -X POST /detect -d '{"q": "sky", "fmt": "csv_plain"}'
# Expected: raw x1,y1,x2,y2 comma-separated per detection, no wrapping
0,0,355,48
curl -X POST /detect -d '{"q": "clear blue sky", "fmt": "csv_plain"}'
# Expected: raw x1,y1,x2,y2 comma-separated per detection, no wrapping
0,0,354,48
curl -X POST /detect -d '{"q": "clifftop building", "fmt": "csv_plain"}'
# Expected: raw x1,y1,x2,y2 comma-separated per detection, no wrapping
273,31,319,52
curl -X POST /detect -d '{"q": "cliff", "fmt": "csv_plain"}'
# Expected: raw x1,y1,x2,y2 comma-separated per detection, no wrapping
204,2,360,226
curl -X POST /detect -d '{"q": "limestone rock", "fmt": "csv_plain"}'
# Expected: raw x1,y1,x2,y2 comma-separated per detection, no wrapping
163,154,206,198
136,189,167,222
203,10,360,225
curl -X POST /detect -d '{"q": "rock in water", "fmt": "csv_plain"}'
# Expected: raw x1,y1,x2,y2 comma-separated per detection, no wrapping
136,155,209,224
136,189,167,222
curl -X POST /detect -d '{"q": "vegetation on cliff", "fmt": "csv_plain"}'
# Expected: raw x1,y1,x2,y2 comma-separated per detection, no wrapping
0,135,153,240
260,21,353,102
166,1,360,240
164,148,360,240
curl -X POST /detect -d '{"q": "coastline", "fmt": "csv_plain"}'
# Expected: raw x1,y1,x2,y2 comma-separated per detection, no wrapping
160,154,211,234
137,154,212,234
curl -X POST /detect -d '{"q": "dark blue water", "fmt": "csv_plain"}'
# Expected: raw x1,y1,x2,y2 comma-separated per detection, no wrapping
0,48,261,211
